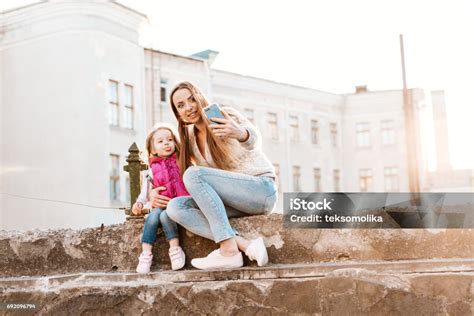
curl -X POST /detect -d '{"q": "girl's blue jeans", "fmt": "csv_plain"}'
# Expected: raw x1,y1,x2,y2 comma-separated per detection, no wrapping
141,208,179,245
166,166,278,243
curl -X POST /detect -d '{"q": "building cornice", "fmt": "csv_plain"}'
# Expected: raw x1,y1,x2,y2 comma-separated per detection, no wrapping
211,69,344,107
144,48,206,64
212,69,340,96
1,1,148,45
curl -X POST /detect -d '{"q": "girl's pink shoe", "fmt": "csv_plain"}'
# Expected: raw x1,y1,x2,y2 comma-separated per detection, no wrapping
136,251,153,274
169,246,186,270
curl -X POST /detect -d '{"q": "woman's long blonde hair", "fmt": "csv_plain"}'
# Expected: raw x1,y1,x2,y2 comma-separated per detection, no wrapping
145,123,181,158
169,81,235,175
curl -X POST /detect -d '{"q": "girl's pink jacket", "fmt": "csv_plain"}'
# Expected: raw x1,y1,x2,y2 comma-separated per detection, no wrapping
136,152,190,209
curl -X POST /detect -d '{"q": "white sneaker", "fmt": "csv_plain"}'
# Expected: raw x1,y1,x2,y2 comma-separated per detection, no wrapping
169,246,186,270
245,237,268,266
191,249,243,270
136,252,153,274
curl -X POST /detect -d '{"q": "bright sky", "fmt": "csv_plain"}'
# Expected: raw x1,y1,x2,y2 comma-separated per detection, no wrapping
2,0,473,169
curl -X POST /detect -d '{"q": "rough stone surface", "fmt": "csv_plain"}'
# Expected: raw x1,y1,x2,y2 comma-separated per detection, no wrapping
1,214,473,277
1,270,472,315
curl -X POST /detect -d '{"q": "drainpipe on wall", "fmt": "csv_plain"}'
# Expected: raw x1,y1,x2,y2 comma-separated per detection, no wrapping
151,50,156,127
400,34,421,193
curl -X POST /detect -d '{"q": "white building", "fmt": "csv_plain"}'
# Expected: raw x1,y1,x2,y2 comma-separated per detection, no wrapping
1,1,471,230
1,1,148,230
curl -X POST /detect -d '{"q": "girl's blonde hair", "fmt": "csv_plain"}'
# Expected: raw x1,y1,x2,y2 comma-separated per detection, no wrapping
145,123,181,158
169,81,235,175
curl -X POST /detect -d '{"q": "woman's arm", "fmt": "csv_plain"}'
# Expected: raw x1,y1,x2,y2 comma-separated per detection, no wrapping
149,187,171,209
210,106,261,150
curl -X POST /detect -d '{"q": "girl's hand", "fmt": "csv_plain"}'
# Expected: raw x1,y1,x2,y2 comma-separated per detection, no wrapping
150,187,171,209
132,202,143,215
209,111,249,142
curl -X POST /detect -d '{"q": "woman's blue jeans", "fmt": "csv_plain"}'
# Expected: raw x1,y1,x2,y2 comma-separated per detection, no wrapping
141,208,179,245
166,166,278,243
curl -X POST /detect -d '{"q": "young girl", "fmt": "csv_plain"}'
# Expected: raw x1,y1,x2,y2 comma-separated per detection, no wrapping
132,124,189,273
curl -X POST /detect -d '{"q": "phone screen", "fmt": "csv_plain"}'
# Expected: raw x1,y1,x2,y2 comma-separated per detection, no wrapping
204,103,225,124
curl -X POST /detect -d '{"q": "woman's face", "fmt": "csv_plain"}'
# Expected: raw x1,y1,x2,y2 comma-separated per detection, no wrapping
172,88,202,124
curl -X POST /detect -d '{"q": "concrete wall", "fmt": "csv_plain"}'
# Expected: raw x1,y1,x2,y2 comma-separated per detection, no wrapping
342,90,409,192
424,91,474,191
432,90,451,172
2,214,474,277
0,1,147,230
341,89,432,193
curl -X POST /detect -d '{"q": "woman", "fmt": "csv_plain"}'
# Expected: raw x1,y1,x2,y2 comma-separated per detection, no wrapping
149,81,277,270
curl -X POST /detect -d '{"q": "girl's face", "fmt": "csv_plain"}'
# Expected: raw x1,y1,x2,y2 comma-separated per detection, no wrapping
151,129,175,157
172,88,202,124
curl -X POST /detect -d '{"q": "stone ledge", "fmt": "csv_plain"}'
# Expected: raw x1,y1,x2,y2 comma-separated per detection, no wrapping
2,258,473,292
1,266,473,315
1,214,473,277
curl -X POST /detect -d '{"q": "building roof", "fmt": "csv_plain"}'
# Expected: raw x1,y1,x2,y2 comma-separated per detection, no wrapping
212,69,340,96
144,48,206,63
0,0,45,15
1,0,147,19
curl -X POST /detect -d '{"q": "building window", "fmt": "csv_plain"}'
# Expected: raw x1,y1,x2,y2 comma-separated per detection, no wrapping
244,108,255,124
330,123,338,147
267,112,279,140
108,80,119,126
273,163,280,191
289,115,299,141
381,120,396,145
333,169,340,191
123,84,134,129
160,79,167,102
110,154,120,201
314,168,321,191
384,167,399,191
359,169,373,192
311,120,319,145
293,166,301,191
356,122,371,148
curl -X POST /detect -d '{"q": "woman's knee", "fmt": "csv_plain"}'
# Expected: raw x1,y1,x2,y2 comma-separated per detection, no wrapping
263,191,278,214
166,198,186,222
183,166,203,188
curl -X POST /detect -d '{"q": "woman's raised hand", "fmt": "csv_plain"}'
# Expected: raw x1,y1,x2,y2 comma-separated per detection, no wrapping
210,111,249,142
149,186,171,209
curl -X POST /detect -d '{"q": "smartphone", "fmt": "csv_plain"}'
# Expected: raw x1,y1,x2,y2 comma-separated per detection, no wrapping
204,103,225,125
